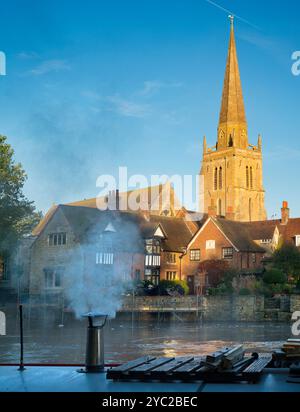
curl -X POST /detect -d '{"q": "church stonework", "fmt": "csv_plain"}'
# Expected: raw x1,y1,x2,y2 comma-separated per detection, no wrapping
200,18,267,222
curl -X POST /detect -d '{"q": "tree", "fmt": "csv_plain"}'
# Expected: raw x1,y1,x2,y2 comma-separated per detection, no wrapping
198,259,236,288
0,135,41,254
272,243,300,281
263,268,287,285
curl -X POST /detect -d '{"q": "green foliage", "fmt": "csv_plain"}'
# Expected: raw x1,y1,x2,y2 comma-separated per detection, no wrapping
272,243,300,280
159,279,189,296
263,268,287,285
239,288,251,296
207,283,233,296
0,135,41,253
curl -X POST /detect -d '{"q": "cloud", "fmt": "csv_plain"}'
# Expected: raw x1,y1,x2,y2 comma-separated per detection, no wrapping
237,32,277,52
106,95,150,118
17,51,39,59
83,90,150,118
138,80,182,97
28,59,70,75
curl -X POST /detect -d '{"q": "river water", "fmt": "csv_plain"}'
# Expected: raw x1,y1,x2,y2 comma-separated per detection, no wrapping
0,312,292,364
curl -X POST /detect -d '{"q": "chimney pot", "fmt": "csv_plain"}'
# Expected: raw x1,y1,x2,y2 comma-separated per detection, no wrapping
281,200,290,225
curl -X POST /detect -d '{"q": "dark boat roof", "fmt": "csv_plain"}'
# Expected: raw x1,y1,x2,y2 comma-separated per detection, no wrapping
0,365,299,392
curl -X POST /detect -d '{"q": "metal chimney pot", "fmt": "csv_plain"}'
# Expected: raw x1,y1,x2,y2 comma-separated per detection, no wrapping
82,313,107,373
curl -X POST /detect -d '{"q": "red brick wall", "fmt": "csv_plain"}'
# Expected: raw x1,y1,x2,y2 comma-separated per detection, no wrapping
181,219,264,284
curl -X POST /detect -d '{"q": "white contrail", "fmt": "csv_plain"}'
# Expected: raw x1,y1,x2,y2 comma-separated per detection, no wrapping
203,0,260,30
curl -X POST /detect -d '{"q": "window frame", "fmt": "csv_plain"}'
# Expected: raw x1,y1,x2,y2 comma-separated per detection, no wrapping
190,249,201,261
222,247,234,260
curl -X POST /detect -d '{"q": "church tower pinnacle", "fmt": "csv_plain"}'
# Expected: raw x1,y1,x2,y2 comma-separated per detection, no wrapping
200,17,267,222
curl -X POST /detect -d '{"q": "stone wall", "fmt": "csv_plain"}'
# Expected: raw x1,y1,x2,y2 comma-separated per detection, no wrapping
120,294,300,322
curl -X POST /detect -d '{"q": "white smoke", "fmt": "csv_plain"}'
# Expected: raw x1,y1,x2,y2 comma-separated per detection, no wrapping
63,215,141,318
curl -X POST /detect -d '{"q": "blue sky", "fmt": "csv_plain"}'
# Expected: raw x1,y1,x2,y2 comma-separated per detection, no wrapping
0,0,300,217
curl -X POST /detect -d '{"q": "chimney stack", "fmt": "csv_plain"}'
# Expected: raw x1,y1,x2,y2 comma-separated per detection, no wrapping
281,200,290,225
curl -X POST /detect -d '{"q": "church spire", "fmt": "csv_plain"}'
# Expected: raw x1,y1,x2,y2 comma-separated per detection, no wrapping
217,16,248,150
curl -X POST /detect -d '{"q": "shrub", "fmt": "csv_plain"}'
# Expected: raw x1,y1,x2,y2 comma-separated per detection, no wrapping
239,288,251,296
263,269,287,285
158,279,189,296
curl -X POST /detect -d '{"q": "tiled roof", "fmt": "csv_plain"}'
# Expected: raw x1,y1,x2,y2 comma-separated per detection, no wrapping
213,218,265,253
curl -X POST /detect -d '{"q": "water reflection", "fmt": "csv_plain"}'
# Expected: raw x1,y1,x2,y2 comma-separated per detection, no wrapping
0,314,291,364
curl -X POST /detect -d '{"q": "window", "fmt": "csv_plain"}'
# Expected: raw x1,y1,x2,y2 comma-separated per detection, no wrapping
145,255,161,267
250,166,253,189
166,271,177,281
214,168,218,190
252,253,256,263
96,252,114,265
48,232,67,246
145,239,161,254
260,239,272,244
219,167,223,190
44,268,63,288
135,269,141,281
190,249,201,261
166,253,176,264
222,247,234,259
246,166,249,188
144,269,160,285
206,240,215,250
0,257,8,281
249,198,252,222
295,235,300,247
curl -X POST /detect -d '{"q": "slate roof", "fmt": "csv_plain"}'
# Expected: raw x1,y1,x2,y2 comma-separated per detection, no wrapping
213,218,265,253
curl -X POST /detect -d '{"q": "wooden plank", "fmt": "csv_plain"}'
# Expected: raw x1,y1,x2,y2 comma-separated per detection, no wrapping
129,357,174,374
108,356,156,373
151,357,194,374
242,356,272,374
173,359,203,373
206,347,230,363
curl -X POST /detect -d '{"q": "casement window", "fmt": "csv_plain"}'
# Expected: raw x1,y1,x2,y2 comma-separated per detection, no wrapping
295,235,300,247
260,239,271,244
0,256,8,281
44,268,63,288
144,269,160,285
206,240,215,250
96,252,114,265
190,249,201,261
48,232,67,246
166,271,177,281
166,253,176,264
145,239,161,254
145,255,161,267
222,247,234,259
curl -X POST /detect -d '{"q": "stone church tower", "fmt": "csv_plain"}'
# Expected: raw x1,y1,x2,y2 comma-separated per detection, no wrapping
200,17,267,222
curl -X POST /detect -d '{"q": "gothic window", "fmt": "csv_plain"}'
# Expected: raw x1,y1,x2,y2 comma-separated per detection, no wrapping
246,166,249,189
250,167,253,189
228,135,233,147
214,168,218,191
219,167,223,190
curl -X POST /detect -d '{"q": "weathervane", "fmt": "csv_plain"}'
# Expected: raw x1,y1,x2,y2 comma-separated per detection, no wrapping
228,14,234,26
